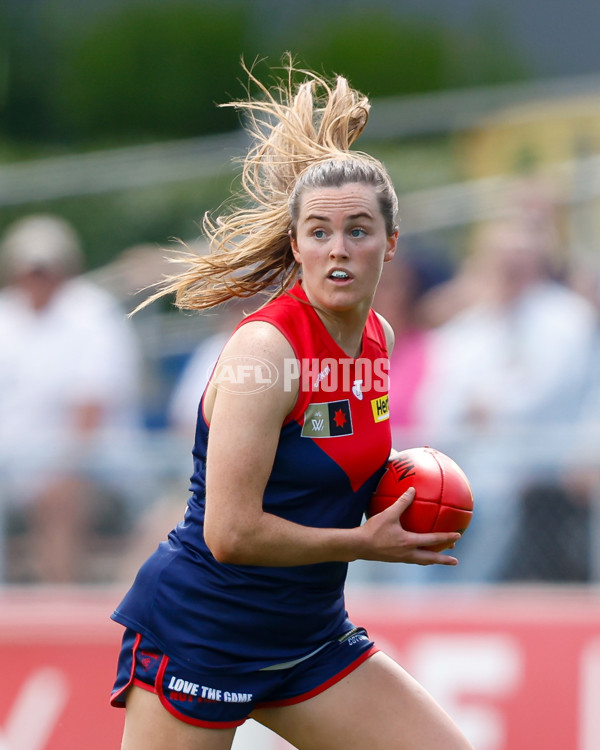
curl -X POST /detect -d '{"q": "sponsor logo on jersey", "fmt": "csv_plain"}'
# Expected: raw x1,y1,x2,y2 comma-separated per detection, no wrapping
371,394,389,422
313,364,331,389
301,400,353,438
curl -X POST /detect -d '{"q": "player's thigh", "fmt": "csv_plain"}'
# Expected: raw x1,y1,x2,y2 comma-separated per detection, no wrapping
250,651,473,750
121,685,236,750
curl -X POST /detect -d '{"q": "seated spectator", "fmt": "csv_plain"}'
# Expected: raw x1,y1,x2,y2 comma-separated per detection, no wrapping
372,238,453,445
417,218,598,583
117,298,251,582
0,214,143,583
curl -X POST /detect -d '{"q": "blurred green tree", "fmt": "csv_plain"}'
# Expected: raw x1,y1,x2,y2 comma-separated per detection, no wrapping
53,3,254,143
0,2,527,148
283,9,527,99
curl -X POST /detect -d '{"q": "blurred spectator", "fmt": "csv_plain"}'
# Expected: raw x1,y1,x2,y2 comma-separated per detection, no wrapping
416,218,598,583
0,214,143,583
89,240,218,430
497,244,600,584
168,297,249,441
349,241,454,587
117,298,251,583
87,242,172,304
373,238,453,446
423,219,596,429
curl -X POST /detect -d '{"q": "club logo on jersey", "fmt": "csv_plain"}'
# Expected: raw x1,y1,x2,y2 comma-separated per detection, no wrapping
371,395,389,422
352,379,363,400
301,400,353,438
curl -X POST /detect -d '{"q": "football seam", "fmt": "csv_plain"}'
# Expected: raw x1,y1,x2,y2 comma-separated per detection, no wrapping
430,448,444,531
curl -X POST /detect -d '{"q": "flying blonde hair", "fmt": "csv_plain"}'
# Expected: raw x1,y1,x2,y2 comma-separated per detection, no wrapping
141,56,398,312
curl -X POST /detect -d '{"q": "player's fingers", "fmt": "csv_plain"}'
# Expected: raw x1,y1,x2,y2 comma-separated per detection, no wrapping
417,531,462,549
388,486,416,513
411,547,459,566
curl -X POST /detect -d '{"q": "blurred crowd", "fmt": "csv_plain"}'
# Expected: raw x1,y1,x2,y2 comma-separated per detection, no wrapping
2,183,600,586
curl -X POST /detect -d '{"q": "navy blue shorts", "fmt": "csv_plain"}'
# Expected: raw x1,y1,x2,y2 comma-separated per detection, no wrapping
111,627,377,728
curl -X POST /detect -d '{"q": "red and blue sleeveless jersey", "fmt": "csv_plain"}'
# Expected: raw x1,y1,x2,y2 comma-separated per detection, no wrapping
112,282,392,672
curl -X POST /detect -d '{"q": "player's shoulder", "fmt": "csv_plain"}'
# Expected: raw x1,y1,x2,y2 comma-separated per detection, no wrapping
374,311,395,355
220,319,297,375
231,290,310,358
205,318,298,417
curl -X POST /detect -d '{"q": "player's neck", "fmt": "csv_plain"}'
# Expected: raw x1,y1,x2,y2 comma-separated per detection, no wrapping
315,307,368,358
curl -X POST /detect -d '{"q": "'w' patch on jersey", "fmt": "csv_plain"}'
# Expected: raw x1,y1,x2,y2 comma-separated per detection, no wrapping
301,400,353,438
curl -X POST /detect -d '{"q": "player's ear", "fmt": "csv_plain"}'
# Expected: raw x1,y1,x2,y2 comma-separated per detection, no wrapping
289,230,301,264
383,230,398,263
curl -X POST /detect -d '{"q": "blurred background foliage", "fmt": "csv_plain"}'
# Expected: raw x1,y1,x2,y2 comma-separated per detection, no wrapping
1,1,527,148
0,0,530,269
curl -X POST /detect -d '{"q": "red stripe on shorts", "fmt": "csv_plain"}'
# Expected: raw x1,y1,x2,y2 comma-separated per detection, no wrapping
154,651,246,729
255,644,379,709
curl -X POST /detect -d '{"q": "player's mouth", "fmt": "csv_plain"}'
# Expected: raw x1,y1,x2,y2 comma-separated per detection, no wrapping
327,268,353,283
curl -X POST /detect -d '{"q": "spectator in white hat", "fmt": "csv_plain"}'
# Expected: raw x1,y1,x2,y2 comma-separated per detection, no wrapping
0,214,143,582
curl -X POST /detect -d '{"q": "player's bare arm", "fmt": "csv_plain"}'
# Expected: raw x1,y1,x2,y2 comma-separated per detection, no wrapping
203,321,459,567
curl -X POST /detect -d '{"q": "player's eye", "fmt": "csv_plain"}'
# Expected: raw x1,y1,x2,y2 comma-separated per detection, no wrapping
350,228,366,238
313,229,327,239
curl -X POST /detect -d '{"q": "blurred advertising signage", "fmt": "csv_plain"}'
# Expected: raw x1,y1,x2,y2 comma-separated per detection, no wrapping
0,588,600,750
348,588,600,750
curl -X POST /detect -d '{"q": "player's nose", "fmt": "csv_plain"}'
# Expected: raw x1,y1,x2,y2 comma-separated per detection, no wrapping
329,232,349,258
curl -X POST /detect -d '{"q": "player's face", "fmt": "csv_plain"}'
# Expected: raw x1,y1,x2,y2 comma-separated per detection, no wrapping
290,183,398,315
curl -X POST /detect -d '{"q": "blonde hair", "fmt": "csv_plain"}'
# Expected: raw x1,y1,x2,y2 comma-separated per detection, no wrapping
144,57,398,312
